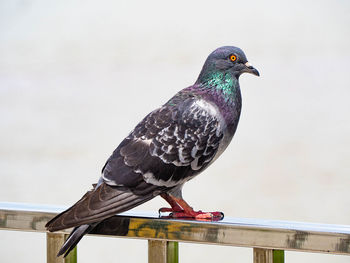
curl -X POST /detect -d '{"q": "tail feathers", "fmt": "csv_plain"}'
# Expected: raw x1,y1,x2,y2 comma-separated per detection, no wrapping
46,182,160,232
58,224,92,257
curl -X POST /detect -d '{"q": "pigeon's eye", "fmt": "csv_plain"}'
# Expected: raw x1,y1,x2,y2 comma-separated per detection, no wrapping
229,54,237,62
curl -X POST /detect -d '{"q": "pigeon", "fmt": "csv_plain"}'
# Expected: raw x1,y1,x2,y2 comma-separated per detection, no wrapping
45,46,259,257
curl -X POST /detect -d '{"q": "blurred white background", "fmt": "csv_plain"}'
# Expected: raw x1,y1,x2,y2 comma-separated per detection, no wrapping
0,0,349,262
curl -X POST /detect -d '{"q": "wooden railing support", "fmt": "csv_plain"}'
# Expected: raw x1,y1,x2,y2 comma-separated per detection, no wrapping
47,233,77,263
253,248,284,263
148,240,178,263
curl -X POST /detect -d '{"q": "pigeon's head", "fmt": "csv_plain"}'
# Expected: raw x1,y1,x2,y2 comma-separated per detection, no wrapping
197,46,259,82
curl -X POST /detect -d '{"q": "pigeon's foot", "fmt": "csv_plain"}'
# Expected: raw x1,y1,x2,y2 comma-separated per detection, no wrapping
159,193,224,221
169,210,224,220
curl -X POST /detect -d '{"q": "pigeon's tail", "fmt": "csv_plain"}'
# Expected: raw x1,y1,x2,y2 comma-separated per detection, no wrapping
58,224,92,257
46,182,161,232
45,181,164,257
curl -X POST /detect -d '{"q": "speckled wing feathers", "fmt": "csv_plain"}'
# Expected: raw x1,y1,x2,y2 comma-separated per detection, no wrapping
102,97,224,187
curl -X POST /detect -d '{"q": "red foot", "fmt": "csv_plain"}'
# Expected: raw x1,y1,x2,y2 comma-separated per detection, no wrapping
159,193,224,221
170,210,224,220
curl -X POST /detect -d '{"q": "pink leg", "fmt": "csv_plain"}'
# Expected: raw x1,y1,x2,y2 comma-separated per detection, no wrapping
159,193,224,221
159,193,183,213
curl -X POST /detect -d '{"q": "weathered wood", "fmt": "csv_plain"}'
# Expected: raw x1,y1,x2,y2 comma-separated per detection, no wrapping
46,233,77,263
253,248,284,263
148,240,179,263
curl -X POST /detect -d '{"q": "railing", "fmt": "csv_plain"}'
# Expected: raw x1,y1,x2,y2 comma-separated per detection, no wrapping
0,202,349,263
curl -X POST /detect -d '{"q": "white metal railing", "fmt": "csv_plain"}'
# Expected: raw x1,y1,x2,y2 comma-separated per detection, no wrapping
0,202,349,263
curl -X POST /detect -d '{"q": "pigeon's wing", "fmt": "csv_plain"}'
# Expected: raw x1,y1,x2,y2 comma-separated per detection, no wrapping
102,97,225,188
46,97,224,231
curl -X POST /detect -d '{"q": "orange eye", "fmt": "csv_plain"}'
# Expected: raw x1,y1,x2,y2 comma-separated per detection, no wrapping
230,54,237,62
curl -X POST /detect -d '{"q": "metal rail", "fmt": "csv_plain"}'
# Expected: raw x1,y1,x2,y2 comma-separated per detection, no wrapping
0,202,349,263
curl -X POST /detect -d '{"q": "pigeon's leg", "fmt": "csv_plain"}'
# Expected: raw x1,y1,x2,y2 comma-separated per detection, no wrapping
171,196,224,220
159,193,183,213
160,193,224,220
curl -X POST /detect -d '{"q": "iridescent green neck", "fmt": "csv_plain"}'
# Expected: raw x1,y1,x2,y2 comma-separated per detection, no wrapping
198,71,239,102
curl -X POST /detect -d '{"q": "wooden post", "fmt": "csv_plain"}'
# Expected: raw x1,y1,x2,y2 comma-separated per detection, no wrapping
47,233,77,263
253,248,284,263
167,241,179,263
148,240,179,263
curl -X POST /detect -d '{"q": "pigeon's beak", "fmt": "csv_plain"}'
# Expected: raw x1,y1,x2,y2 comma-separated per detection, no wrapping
244,62,260,77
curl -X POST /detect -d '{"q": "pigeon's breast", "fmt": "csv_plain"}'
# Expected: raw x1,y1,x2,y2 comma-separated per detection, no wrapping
188,99,231,165
202,93,242,165
210,129,234,164
189,99,227,133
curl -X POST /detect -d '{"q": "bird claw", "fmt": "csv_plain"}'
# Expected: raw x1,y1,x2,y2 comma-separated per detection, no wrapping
194,211,224,220
159,194,224,221
158,207,183,217
159,207,173,213
160,210,224,221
